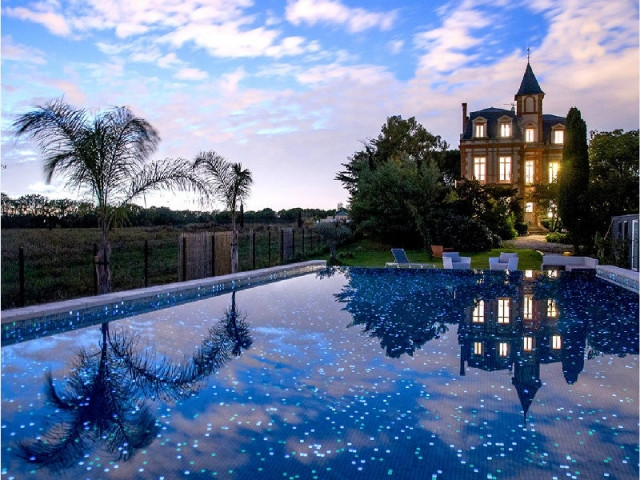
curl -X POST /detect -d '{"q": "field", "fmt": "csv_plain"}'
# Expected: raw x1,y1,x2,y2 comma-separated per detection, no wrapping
1,227,543,310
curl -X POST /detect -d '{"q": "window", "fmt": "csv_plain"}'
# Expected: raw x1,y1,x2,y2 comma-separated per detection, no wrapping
473,157,486,182
554,129,564,144
499,156,511,182
525,160,534,184
472,300,485,323
499,342,509,357
525,127,535,143
525,202,534,213
552,335,562,350
474,122,486,138
523,294,533,320
523,336,534,352
547,299,557,318
498,298,510,324
473,341,483,355
500,122,511,137
548,162,559,182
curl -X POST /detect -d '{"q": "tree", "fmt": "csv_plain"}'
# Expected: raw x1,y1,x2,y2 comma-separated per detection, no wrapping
337,116,447,246
12,98,205,293
313,221,351,264
557,107,591,252
194,151,253,273
588,129,639,236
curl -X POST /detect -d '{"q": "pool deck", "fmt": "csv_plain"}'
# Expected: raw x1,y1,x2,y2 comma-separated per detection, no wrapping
1,260,327,325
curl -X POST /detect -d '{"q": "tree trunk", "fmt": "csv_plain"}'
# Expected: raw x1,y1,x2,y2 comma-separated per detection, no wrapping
231,230,239,274
95,227,112,294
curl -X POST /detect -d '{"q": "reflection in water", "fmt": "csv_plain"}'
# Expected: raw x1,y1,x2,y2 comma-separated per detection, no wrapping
17,291,252,472
336,268,638,419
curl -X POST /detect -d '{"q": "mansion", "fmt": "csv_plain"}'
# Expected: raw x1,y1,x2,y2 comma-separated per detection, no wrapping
459,61,566,227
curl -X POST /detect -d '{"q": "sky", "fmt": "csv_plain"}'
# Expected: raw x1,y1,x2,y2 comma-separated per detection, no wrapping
1,0,638,212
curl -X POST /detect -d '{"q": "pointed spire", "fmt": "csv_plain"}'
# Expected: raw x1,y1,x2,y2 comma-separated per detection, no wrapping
516,62,544,96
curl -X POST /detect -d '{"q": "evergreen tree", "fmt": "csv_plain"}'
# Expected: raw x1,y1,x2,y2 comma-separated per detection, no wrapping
557,107,591,251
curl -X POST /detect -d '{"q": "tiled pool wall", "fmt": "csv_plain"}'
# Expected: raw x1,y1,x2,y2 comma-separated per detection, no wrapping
596,265,640,293
1,260,326,345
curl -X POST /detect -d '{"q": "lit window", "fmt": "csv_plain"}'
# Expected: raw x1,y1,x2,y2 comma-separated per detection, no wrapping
554,129,564,144
474,122,486,138
525,160,534,184
523,294,533,320
523,336,534,352
525,202,534,213
473,157,486,182
547,299,557,318
552,335,562,350
548,162,559,182
498,298,510,324
472,300,485,323
499,342,509,357
473,341,483,355
499,156,511,182
525,127,535,143
500,122,511,137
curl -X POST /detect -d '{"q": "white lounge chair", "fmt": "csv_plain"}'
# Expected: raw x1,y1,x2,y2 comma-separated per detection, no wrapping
385,248,434,268
442,252,471,270
489,252,519,271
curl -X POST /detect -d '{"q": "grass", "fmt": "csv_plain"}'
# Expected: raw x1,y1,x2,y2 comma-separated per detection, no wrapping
326,238,543,271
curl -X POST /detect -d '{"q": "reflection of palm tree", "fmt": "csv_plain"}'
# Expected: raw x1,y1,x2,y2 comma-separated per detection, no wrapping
18,293,252,472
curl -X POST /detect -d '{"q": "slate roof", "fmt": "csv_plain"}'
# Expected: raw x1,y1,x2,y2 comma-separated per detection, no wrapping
516,62,544,96
542,114,566,143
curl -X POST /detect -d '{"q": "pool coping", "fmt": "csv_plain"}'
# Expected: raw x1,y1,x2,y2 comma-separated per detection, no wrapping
1,260,327,325
596,265,639,293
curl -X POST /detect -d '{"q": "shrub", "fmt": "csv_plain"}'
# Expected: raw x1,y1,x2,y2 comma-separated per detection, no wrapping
546,231,570,244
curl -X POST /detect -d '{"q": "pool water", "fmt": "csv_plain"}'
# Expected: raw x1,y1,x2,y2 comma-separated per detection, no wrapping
2,268,638,479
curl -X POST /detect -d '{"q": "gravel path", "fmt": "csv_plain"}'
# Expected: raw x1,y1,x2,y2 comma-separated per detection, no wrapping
502,234,574,253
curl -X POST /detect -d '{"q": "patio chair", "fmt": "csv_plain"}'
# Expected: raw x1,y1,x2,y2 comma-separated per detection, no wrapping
385,248,434,268
442,252,472,270
489,252,519,271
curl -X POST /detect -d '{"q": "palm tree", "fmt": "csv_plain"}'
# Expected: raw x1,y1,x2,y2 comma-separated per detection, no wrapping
194,151,253,273
12,98,206,293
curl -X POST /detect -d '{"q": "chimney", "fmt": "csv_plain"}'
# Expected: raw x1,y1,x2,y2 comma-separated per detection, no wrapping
461,103,468,133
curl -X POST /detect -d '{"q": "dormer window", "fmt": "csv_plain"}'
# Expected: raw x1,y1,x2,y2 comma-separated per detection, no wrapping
525,126,535,143
553,128,564,144
473,118,487,138
499,118,512,138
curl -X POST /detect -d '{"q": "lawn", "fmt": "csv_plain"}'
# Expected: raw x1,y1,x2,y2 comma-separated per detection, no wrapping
326,238,543,270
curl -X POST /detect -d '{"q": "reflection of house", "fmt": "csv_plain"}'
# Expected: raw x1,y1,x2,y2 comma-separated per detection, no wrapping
459,61,566,228
457,273,580,420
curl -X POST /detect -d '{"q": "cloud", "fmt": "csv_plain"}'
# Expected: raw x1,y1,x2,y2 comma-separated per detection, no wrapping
1,35,47,64
174,67,208,81
286,0,396,32
4,5,71,36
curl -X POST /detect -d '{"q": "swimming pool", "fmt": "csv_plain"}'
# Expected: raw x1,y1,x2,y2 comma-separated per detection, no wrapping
2,267,638,479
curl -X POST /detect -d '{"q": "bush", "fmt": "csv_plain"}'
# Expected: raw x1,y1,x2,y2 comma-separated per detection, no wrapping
546,231,570,244
515,222,529,236
439,215,500,252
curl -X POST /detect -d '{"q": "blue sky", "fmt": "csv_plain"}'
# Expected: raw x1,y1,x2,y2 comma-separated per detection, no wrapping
2,0,638,211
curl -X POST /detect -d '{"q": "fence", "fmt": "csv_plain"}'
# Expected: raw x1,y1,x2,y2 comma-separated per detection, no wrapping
2,227,326,309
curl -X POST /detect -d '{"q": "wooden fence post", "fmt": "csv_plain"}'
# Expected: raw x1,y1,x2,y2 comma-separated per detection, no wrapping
18,247,25,307
182,236,187,281
144,240,149,288
93,243,98,295
211,233,216,277
251,230,256,270
280,229,284,264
